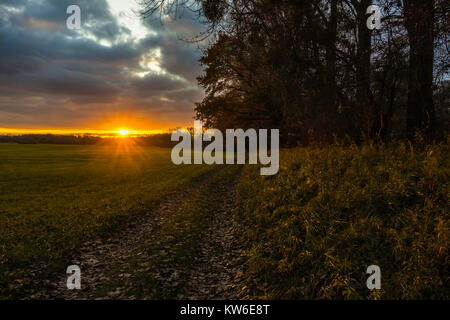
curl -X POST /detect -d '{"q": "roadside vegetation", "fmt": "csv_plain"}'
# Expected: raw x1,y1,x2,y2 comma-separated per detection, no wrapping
236,139,449,299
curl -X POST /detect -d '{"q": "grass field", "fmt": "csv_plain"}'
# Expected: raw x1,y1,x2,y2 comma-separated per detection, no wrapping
0,143,218,298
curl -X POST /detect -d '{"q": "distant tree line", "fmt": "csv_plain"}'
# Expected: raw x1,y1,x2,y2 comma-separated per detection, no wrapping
0,134,176,148
0,134,102,145
142,0,449,145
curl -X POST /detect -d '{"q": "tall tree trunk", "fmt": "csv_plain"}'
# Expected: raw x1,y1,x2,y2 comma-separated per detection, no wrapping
404,0,436,143
326,0,338,112
354,0,373,140
324,0,338,138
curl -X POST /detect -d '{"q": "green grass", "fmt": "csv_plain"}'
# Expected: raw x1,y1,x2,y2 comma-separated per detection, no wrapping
236,140,449,299
0,143,217,298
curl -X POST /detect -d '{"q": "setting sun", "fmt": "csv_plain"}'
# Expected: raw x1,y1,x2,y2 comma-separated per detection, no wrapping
117,129,131,136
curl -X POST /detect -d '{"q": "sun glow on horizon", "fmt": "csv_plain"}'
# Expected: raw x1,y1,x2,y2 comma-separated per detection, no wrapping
117,129,131,136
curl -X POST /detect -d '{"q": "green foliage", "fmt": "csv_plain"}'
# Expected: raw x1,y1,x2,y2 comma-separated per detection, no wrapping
236,140,449,299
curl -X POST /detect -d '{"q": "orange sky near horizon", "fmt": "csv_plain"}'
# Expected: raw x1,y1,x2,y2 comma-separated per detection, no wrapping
0,113,196,135
0,128,169,136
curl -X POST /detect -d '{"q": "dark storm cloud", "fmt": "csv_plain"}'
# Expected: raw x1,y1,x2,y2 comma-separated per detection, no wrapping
0,0,206,129
0,0,27,8
15,0,127,42
131,73,188,93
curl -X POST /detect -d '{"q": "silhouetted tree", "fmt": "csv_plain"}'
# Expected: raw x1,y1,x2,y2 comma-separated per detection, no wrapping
404,0,437,142
140,0,448,144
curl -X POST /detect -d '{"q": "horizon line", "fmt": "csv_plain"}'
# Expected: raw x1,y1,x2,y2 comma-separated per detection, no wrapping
0,128,171,136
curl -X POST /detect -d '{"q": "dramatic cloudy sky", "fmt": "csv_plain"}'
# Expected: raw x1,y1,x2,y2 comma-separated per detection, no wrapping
0,0,206,132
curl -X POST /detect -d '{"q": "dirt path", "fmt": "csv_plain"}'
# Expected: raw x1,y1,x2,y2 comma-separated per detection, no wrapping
178,172,247,299
36,166,246,300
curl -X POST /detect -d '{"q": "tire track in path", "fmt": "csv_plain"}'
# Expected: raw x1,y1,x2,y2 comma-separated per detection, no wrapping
178,168,247,299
